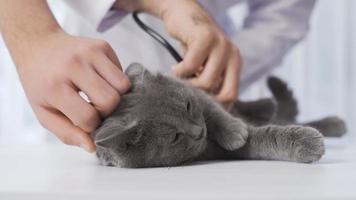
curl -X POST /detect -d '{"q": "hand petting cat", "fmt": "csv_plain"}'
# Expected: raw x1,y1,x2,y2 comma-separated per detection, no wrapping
114,0,242,110
0,0,241,152
93,64,343,168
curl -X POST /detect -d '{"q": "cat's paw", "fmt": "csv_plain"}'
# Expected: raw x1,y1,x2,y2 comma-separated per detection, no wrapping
289,127,325,163
217,119,248,151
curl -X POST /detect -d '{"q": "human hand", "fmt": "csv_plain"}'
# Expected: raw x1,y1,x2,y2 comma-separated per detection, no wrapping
114,0,242,110
161,1,242,110
16,30,131,152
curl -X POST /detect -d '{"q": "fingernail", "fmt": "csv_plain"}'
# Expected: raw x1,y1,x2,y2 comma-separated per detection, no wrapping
79,143,91,153
79,143,86,150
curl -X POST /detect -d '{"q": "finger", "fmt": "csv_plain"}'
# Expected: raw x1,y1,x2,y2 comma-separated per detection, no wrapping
216,51,241,108
172,35,213,77
96,51,131,94
71,67,121,117
48,86,101,133
104,43,121,68
189,43,229,91
177,44,201,74
37,107,96,153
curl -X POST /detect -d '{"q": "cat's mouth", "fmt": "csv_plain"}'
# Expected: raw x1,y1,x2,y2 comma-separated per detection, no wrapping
190,123,207,151
200,124,207,141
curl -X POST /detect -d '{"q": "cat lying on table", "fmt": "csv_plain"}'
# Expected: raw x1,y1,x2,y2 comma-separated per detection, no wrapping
93,63,346,168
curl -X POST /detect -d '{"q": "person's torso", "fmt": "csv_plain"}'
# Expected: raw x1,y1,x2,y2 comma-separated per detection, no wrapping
55,0,247,73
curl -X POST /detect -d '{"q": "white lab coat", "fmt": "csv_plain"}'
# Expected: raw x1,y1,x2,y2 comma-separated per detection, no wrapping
60,0,316,91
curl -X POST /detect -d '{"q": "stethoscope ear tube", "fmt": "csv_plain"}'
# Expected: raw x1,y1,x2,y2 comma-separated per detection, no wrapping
132,11,183,63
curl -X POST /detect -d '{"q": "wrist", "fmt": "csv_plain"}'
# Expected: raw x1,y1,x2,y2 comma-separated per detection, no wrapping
113,0,162,17
158,0,201,22
113,0,195,19
0,9,63,67
7,25,64,68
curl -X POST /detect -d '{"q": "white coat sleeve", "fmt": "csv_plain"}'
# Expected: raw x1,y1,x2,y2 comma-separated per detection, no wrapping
231,0,317,90
62,0,127,32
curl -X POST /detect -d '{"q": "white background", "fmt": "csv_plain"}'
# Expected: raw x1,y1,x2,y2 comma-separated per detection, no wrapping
0,0,355,144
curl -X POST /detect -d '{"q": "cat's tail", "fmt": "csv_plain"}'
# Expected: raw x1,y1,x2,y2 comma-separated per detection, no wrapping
267,76,347,137
267,76,298,123
302,116,347,137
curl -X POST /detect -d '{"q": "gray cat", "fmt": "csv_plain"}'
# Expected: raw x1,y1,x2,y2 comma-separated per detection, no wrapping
93,63,345,168
230,76,347,137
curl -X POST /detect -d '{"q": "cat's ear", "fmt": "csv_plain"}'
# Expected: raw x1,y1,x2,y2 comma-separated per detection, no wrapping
94,119,141,151
125,63,152,84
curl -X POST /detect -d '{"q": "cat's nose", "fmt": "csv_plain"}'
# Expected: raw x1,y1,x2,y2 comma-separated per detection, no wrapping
190,125,204,140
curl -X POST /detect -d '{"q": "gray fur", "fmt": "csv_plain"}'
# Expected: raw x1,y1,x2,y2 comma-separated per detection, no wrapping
231,98,276,126
93,63,331,168
235,125,325,163
303,116,347,137
230,76,347,137
93,63,246,168
267,76,298,123
267,76,347,137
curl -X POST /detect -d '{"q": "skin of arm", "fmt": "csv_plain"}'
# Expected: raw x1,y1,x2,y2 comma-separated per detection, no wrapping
0,0,131,152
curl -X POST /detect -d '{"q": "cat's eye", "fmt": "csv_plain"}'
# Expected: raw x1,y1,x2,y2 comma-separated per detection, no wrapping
186,101,192,112
171,132,183,144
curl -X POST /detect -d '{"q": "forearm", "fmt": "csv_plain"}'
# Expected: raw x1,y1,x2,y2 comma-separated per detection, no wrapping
112,0,163,17
0,0,61,66
112,0,195,19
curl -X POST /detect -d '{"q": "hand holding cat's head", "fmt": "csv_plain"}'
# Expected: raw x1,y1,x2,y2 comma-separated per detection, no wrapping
93,63,207,168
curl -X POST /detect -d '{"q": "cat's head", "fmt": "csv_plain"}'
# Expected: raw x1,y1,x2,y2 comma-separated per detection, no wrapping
93,63,207,168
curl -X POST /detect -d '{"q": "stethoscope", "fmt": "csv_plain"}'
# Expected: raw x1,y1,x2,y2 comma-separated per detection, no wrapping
132,11,183,63
132,12,228,101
